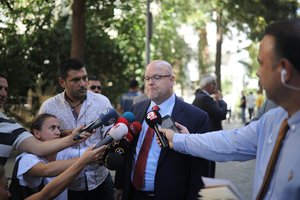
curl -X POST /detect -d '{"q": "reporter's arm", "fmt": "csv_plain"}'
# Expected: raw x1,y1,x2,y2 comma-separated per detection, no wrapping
25,145,106,200
18,126,90,156
26,158,78,177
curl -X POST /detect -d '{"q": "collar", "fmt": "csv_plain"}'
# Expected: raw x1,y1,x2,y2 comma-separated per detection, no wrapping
63,91,87,105
201,89,210,96
149,93,176,116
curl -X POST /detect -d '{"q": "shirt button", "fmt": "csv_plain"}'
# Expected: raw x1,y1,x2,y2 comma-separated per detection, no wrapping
291,124,296,131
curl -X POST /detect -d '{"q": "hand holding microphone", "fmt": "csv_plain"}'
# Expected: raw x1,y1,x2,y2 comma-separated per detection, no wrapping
145,110,169,148
70,125,92,143
73,107,119,141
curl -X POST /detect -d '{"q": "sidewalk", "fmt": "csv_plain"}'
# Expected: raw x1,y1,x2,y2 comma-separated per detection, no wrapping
215,119,255,200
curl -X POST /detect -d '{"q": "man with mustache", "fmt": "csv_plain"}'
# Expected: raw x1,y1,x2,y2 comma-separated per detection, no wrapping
39,58,115,200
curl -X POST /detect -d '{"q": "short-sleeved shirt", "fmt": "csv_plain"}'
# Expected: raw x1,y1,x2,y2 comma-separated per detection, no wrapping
17,153,67,200
39,91,113,191
0,112,33,165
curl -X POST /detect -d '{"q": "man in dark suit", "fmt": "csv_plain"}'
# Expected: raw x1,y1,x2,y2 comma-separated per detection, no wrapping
192,74,227,178
114,60,211,200
192,74,227,131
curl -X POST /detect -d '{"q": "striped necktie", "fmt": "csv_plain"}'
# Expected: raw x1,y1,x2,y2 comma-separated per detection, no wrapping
256,118,289,200
132,105,160,189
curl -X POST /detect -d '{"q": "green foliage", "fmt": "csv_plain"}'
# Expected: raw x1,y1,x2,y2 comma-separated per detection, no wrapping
0,0,299,115
0,0,147,110
151,0,193,88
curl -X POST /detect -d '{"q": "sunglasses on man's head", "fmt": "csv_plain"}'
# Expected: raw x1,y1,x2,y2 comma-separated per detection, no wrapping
90,85,101,90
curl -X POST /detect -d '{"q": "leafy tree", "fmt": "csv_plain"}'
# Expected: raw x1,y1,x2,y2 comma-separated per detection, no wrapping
0,0,298,121
0,0,147,112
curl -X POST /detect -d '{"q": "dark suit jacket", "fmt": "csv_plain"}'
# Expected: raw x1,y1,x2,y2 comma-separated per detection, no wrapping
115,96,211,200
192,89,227,131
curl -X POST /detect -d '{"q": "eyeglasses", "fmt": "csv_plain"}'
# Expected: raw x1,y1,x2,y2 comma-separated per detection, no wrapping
143,75,172,82
90,85,101,90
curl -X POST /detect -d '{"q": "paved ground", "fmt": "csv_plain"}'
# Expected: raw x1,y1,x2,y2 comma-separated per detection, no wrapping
215,120,255,200
5,118,255,200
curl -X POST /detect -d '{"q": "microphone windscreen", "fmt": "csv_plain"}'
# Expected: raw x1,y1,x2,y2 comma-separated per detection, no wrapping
124,131,133,142
104,152,124,170
109,123,128,140
116,117,129,126
74,108,118,141
82,107,118,132
93,123,128,149
122,112,135,122
129,121,142,136
101,107,119,126
145,110,162,129
105,138,130,155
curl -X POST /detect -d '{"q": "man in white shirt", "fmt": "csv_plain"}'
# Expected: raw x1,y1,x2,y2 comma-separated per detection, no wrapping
39,58,114,200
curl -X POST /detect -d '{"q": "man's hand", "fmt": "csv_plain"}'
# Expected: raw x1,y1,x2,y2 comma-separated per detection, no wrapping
157,128,175,148
215,90,223,101
175,122,190,134
157,122,190,148
114,189,123,200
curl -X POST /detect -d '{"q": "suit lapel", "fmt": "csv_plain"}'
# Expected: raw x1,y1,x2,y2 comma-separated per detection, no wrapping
171,97,185,122
134,100,151,123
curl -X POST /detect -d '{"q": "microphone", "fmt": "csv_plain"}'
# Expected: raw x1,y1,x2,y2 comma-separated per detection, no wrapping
117,117,133,142
73,107,118,141
118,112,138,141
116,117,129,126
128,121,142,136
104,152,124,170
116,117,131,141
122,112,136,122
103,121,142,170
124,121,142,142
145,110,169,148
93,123,128,149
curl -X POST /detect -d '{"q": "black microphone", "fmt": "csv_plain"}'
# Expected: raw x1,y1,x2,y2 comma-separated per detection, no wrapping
145,110,169,148
104,152,124,170
93,123,128,149
73,107,118,141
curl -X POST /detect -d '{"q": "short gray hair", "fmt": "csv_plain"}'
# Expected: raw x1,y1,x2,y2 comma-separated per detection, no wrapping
200,74,216,88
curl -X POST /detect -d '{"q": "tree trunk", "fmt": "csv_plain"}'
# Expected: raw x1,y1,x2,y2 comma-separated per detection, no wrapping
71,0,86,62
198,26,210,76
215,11,223,91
